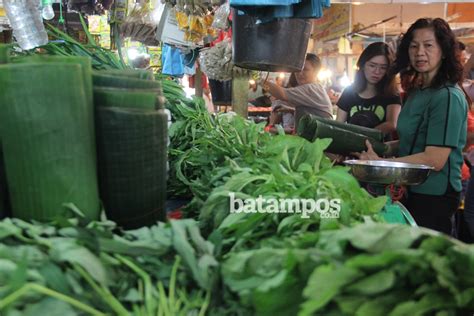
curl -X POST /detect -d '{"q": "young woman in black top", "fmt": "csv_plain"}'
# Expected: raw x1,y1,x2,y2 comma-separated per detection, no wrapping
336,42,401,136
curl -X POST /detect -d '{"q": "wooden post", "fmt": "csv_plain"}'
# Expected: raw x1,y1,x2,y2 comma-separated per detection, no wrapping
195,66,203,98
232,72,249,118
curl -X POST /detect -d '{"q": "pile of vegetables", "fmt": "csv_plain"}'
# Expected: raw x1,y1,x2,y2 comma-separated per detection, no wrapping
165,100,386,233
2,216,474,315
0,216,213,315
40,17,128,70
223,224,474,316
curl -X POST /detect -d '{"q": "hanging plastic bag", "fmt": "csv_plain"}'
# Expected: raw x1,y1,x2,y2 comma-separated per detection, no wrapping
211,2,230,30
176,11,189,29
121,3,158,43
199,38,233,81
162,44,185,77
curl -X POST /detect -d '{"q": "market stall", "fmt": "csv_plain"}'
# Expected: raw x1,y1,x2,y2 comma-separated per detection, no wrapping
0,0,474,315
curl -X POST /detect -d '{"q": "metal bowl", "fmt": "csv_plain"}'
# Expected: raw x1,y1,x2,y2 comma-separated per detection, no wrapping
343,160,434,186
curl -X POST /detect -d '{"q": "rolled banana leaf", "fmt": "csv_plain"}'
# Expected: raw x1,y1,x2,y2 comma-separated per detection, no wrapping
307,115,384,142
95,107,168,229
297,115,388,156
0,63,100,221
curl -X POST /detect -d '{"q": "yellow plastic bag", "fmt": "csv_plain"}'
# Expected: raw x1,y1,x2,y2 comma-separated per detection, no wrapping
188,16,205,35
203,14,214,28
176,11,189,30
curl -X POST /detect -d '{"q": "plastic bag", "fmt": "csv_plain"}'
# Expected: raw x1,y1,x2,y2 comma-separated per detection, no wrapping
211,2,230,30
120,3,157,44
199,38,233,81
176,11,189,29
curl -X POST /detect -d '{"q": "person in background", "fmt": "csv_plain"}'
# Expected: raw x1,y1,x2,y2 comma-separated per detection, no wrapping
457,42,474,199
188,60,213,113
357,18,468,234
267,74,297,133
261,53,333,129
336,42,401,138
459,41,471,66
463,42,474,80
459,41,474,241
248,81,272,107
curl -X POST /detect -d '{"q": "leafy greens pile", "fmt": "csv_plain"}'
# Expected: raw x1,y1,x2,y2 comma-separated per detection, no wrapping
0,217,214,316
222,224,474,316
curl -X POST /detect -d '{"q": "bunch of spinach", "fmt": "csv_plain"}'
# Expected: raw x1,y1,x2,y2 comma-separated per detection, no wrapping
221,224,474,316
199,135,386,242
166,97,215,199
166,105,386,233
0,216,215,315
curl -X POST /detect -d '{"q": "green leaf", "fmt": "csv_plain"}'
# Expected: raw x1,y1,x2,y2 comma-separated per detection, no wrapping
299,264,363,315
22,297,79,316
346,270,396,295
170,220,217,290
49,238,108,286
39,262,71,295
345,249,423,270
0,219,22,240
335,295,365,314
354,292,406,316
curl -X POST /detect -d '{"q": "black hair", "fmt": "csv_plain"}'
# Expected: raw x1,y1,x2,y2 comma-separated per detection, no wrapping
287,73,298,88
353,42,397,96
393,18,464,91
304,53,322,74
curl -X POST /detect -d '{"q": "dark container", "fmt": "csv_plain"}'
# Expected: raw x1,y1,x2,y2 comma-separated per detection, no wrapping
232,12,312,72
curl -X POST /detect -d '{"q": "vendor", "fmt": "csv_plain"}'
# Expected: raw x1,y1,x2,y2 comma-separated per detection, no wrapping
336,42,401,137
267,74,298,133
357,18,468,234
261,53,333,129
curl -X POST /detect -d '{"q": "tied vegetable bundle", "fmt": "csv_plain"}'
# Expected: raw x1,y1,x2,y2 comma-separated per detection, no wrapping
223,224,474,316
0,216,215,315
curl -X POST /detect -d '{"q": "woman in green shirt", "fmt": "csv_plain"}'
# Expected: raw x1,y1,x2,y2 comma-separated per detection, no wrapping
358,18,469,234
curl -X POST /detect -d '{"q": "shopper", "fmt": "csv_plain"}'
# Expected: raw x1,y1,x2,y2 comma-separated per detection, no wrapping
336,42,401,137
458,41,474,240
261,53,333,129
457,42,474,197
357,18,468,234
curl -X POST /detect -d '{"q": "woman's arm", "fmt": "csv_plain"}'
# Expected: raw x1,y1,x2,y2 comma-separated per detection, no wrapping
374,103,401,134
336,108,348,123
358,140,451,171
263,81,288,101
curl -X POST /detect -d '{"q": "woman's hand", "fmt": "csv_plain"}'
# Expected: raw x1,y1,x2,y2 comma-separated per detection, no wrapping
274,105,294,113
352,140,381,160
326,153,346,164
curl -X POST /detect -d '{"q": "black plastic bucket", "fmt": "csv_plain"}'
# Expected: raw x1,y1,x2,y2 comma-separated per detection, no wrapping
232,13,312,72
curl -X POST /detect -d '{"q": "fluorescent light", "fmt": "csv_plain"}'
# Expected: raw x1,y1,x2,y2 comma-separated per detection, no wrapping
127,48,140,60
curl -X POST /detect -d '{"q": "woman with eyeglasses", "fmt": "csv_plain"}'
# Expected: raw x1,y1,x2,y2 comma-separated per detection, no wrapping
336,42,401,137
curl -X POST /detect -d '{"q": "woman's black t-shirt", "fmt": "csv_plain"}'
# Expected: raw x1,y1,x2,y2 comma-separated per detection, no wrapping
337,86,401,128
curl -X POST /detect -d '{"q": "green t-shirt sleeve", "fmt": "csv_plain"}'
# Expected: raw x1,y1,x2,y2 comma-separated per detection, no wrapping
426,87,467,148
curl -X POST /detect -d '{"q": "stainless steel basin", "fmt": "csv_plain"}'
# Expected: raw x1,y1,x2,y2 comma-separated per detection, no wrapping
343,160,434,186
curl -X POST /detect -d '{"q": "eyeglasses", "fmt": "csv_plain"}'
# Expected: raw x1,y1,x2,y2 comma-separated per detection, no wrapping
365,62,388,72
